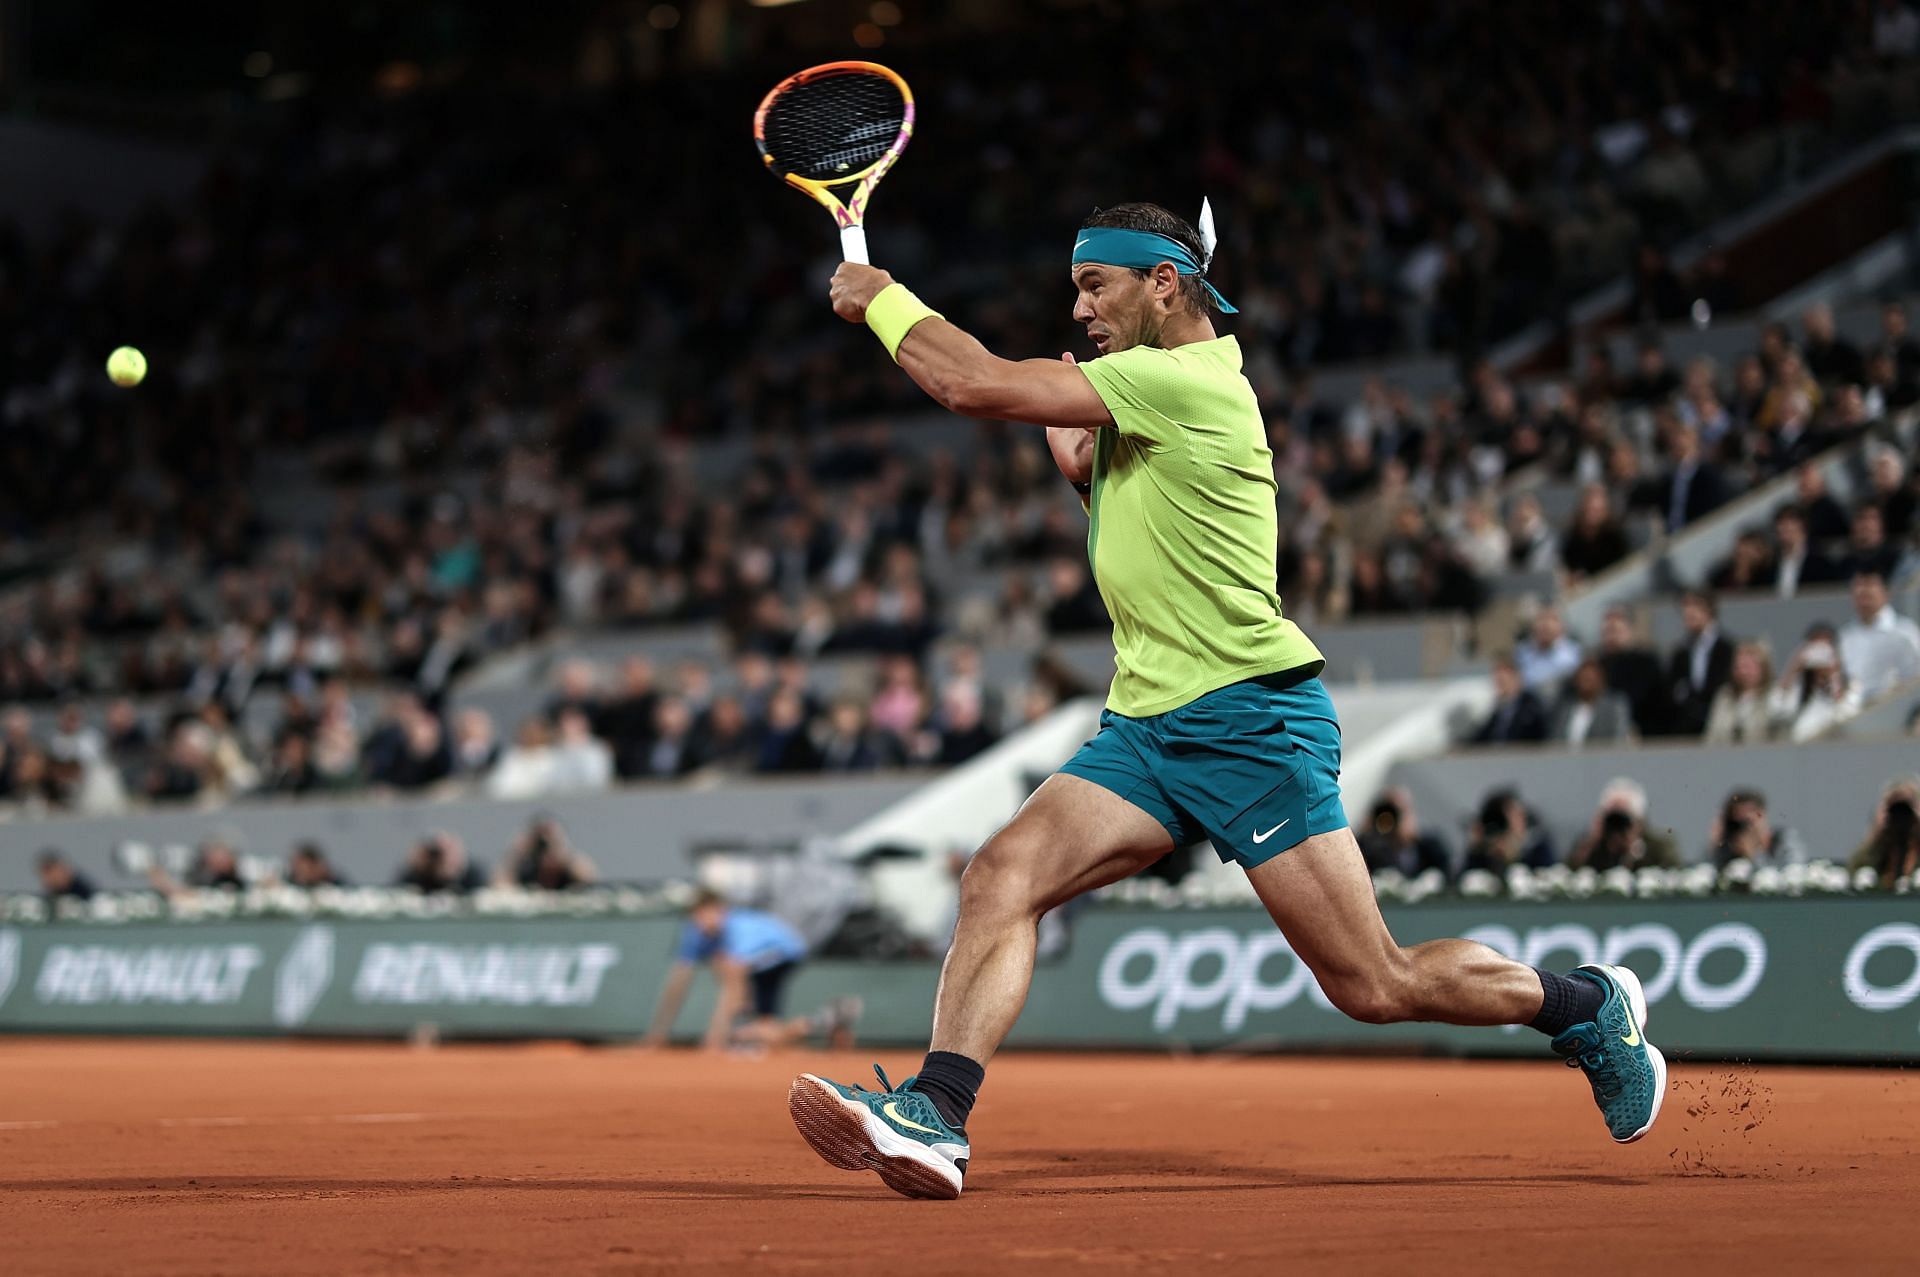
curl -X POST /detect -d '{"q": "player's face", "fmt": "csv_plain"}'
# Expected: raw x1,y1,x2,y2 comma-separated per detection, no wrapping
1071,263,1160,355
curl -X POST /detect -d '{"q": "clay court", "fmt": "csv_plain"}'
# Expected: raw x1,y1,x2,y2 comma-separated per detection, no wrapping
2,1039,1915,1274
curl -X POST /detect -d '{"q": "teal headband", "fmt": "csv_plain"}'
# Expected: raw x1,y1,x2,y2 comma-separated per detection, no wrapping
1070,226,1238,314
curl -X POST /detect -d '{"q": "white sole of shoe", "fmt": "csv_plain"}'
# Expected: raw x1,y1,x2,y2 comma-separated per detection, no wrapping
788,1074,965,1200
1588,963,1667,1143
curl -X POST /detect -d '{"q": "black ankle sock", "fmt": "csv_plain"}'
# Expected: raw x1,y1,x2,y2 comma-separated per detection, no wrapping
907,1051,984,1129
1529,968,1606,1037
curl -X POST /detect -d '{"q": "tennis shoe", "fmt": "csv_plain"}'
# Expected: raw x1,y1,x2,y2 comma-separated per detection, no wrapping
1551,963,1667,1143
789,1065,968,1200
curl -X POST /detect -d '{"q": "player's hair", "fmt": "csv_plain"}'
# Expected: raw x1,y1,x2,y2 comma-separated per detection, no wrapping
690,887,727,911
1079,202,1218,318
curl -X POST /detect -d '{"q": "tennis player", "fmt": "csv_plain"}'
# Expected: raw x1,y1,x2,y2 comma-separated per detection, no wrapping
787,203,1664,1200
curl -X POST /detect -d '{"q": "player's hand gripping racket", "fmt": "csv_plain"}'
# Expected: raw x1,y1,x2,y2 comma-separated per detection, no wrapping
754,61,914,265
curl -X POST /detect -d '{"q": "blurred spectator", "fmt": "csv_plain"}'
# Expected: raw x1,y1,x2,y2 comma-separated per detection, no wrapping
1560,485,1631,582
1472,656,1548,744
144,722,213,804
814,699,896,772
756,689,822,773
1710,530,1777,593
1569,778,1681,871
148,835,248,899
36,850,97,902
1703,641,1779,744
450,709,502,779
1838,571,1920,699
496,817,597,890
1848,777,1920,888
547,708,615,794
47,702,125,813
599,657,660,777
934,683,996,765
285,841,350,888
197,704,260,797
1665,590,1734,736
1771,504,1845,597
1462,789,1557,874
1358,787,1453,880
263,733,322,795
1844,505,1904,580
1878,301,1920,389
1514,606,1582,691
1505,495,1558,573
689,695,757,771
376,704,453,791
545,660,602,724
395,832,485,894
641,698,699,779
1801,303,1863,385
1655,422,1731,533
489,718,558,799
1794,463,1853,543
1598,607,1667,735
1450,500,1510,579
1707,789,1807,869
1621,341,1681,406
1547,658,1637,747
1865,445,1915,540
1770,623,1862,741
103,699,153,779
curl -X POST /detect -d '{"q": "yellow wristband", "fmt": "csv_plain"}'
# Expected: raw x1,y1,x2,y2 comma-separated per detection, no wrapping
865,283,942,362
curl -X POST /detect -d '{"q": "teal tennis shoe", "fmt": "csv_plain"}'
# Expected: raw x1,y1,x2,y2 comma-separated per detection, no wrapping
789,1066,969,1200
1552,963,1667,1143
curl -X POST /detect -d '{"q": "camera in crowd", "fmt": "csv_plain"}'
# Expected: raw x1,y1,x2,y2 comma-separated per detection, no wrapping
1478,795,1512,836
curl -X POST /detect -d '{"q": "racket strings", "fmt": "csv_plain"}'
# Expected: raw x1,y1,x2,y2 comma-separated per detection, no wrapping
762,75,905,182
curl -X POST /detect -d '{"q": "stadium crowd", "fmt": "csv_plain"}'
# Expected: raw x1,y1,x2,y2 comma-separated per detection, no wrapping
25,765,1920,908
1,2,1919,827
1359,772,1920,891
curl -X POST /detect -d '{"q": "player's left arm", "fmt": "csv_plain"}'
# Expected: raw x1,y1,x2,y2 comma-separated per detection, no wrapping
831,264,1113,430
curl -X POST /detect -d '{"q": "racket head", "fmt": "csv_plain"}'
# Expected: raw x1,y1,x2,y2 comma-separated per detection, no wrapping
754,60,914,230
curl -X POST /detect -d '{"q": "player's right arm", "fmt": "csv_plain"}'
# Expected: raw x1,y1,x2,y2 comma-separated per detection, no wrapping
830,264,1113,430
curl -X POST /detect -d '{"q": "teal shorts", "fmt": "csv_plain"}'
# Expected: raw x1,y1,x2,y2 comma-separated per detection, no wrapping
1059,671,1347,868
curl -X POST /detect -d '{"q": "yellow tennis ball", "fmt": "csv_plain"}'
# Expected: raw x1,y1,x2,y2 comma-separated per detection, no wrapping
107,346,148,387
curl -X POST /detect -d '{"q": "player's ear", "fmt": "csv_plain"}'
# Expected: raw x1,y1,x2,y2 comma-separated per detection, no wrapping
1153,261,1180,306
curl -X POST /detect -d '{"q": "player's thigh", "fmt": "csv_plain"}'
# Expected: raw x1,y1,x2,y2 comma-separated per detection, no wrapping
968,772,1175,914
1244,826,1402,986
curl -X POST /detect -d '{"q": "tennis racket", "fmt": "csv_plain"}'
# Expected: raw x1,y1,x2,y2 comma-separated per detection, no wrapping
753,61,914,265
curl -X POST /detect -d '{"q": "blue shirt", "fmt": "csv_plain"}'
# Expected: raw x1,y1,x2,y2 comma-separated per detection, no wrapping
675,908,808,973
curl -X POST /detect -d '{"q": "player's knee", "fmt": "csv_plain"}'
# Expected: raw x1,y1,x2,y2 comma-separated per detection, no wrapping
958,835,1047,920
1324,957,1416,1025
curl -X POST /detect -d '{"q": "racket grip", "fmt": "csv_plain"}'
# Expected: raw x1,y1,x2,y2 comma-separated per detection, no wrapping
839,225,870,265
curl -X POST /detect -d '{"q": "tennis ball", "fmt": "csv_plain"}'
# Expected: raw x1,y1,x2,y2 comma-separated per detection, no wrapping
107,346,148,387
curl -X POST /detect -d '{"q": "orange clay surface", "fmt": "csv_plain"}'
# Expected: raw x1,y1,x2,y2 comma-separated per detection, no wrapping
2,1038,1917,1276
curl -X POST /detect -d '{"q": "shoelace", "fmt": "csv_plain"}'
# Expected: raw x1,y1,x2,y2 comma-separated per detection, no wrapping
1564,1045,1623,1102
859,1064,902,1094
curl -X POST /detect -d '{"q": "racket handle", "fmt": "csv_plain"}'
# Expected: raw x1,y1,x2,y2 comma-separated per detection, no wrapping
839,225,870,265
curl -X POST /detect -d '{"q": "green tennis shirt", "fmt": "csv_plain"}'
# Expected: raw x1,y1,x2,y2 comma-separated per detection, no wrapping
1078,335,1324,717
